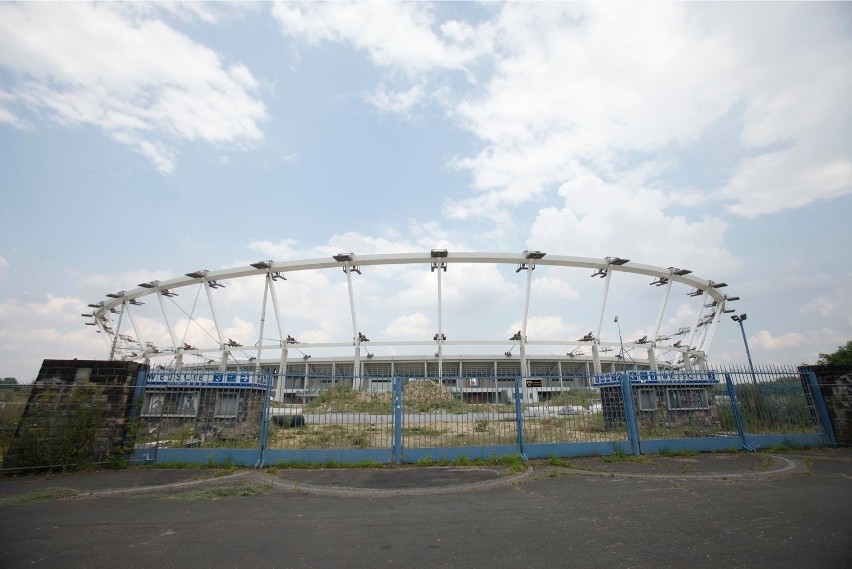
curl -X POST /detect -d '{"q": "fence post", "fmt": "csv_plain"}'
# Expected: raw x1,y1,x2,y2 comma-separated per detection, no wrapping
393,376,403,464
803,370,837,445
620,373,641,456
514,377,526,460
725,373,752,451
256,373,273,468
125,369,150,464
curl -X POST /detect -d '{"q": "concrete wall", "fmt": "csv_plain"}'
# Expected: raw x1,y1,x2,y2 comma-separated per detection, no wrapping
3,359,145,470
808,365,852,445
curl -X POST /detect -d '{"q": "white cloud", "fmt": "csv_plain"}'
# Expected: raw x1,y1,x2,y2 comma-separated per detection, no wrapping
0,256,8,279
0,294,105,382
527,165,740,276
367,83,426,116
384,313,433,339
273,3,852,220
271,1,491,72
750,330,806,351
0,3,267,173
800,297,836,318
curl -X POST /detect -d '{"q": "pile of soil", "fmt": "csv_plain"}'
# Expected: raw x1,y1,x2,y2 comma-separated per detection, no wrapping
404,379,455,409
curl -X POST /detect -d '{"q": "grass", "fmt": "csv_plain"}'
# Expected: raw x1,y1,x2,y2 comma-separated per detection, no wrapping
657,449,700,458
602,449,651,464
0,487,81,508
414,454,527,474
266,459,385,472
163,483,271,501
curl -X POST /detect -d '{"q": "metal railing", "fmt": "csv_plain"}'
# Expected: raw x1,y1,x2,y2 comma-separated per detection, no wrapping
1,364,836,470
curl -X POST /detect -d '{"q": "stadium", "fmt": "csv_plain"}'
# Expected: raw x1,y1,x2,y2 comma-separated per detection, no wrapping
82,251,738,403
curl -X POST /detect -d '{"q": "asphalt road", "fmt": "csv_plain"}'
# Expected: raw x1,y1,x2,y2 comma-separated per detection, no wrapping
1,449,850,568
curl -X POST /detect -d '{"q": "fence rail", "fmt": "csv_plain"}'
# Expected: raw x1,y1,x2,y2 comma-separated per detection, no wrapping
0,364,836,471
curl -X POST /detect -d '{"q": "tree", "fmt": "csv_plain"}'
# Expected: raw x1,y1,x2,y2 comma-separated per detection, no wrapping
817,340,852,365
0,377,18,385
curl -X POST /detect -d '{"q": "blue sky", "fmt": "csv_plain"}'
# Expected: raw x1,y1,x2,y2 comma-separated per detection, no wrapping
0,2,850,381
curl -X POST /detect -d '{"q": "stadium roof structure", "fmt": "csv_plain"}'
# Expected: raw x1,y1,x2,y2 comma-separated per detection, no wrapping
83,251,738,376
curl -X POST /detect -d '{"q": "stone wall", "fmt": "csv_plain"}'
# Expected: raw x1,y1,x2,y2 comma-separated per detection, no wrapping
3,359,146,470
806,365,852,445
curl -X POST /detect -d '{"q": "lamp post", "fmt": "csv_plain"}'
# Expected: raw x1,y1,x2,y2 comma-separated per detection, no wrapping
614,316,626,372
731,314,757,388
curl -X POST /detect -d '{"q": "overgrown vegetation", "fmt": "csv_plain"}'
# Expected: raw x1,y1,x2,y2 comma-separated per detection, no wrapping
817,340,852,365
546,388,598,408
4,383,116,472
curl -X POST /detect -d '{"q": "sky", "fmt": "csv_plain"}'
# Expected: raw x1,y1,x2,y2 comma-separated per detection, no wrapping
0,2,850,382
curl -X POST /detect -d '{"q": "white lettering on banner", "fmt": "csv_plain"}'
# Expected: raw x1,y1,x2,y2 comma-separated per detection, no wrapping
592,370,718,388
146,371,272,388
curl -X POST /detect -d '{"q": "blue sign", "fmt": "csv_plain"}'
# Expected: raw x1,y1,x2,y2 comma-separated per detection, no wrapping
592,370,718,388
146,371,273,388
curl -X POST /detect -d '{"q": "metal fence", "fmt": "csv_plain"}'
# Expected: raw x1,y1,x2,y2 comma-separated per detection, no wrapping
0,365,837,470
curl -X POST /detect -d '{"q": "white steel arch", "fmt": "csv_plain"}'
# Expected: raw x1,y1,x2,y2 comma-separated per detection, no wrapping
83,251,739,376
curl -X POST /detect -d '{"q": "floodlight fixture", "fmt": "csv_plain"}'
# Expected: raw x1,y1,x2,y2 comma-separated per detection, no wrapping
524,250,546,260
303,354,311,360
709,281,728,289
366,352,374,358
704,300,718,308
161,289,178,297
687,288,704,297
185,270,207,279
725,295,740,301
675,326,690,336
606,256,630,265
250,260,273,269
723,309,735,314
81,313,94,318
591,267,607,278
226,339,242,347
109,308,119,314
430,249,448,258
650,276,669,286
636,335,649,344
669,267,692,276
129,299,144,306
208,280,226,289
579,332,595,342
655,335,670,342
271,272,287,281
138,281,157,289
85,322,96,326
87,302,104,308
106,291,125,298
504,351,512,357
731,313,747,322
333,253,354,262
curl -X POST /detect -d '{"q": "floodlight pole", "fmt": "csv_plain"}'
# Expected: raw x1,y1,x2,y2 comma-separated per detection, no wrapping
732,314,757,387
